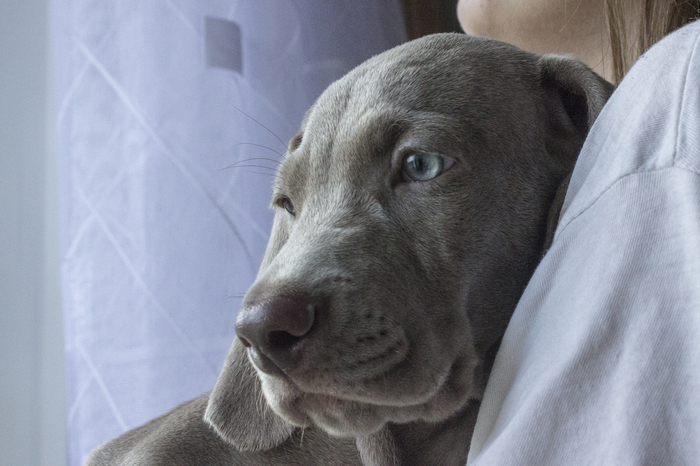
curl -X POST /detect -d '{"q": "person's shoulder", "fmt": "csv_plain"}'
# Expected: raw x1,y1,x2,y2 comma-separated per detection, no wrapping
655,18,700,49
632,19,700,74
559,21,700,226
656,19,700,175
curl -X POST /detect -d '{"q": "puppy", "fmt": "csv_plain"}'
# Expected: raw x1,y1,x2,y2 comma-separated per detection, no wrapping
88,33,613,466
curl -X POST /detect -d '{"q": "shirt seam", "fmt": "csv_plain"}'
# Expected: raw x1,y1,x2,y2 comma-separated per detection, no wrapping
674,25,700,169
556,165,700,237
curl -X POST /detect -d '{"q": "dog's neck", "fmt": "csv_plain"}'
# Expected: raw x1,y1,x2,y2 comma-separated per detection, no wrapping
355,400,480,466
354,338,498,466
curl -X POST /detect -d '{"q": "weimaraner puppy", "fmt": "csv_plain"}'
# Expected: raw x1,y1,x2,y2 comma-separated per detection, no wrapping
88,33,614,466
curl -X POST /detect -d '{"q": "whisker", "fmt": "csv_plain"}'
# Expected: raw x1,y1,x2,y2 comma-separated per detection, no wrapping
228,155,283,166
217,165,283,182
218,164,292,185
231,104,290,156
220,164,280,172
234,143,286,159
238,170,278,178
218,159,282,172
224,167,286,183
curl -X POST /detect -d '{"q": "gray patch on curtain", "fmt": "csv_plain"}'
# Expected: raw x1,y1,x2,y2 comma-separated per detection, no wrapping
205,17,242,73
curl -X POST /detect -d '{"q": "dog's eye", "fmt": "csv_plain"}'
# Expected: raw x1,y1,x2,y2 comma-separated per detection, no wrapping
279,197,296,216
289,133,303,152
401,151,454,182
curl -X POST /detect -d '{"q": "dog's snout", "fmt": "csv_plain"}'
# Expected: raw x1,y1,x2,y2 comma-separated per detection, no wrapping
236,295,318,374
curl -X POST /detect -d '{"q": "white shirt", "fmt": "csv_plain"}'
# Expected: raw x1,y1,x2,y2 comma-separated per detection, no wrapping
468,20,700,465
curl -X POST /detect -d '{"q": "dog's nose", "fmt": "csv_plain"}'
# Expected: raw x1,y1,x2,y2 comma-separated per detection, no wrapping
235,295,317,374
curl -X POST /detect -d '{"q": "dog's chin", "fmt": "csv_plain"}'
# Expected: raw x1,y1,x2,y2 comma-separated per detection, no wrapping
258,352,478,438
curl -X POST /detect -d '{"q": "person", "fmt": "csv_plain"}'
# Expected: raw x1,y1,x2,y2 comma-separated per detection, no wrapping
458,0,699,84
455,0,700,464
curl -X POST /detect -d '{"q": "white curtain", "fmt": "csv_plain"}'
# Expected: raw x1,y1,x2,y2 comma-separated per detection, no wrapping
52,1,406,463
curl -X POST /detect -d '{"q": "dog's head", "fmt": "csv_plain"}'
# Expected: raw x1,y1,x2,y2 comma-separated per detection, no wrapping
205,33,613,451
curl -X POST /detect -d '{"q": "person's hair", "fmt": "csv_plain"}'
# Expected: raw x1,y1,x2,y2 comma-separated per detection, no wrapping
606,0,700,83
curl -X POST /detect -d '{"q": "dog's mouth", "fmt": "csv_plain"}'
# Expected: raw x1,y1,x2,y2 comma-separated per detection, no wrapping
246,331,411,385
255,344,477,437
238,273,479,438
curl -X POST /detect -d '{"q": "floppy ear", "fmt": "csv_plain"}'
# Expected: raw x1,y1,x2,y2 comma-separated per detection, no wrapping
538,55,615,249
204,337,295,451
538,55,615,171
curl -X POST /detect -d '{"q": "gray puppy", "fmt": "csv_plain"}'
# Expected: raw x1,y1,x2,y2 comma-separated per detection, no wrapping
88,33,613,466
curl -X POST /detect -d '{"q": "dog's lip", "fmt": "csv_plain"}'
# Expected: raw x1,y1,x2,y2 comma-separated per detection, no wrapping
262,350,477,437
292,357,473,435
262,339,453,407
304,359,449,408
247,348,287,378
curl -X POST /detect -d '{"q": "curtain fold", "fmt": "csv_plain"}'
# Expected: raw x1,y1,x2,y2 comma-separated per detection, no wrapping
52,1,406,463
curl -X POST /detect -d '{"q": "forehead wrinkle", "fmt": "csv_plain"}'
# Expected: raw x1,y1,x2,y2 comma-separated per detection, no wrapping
300,81,357,192
273,149,303,198
276,66,407,211
274,78,354,201
337,104,404,156
330,105,404,189
299,107,398,220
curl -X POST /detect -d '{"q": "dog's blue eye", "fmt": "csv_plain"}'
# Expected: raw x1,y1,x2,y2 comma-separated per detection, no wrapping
402,152,448,182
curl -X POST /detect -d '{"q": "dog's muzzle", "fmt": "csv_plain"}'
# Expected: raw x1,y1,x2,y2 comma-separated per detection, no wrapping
235,294,321,376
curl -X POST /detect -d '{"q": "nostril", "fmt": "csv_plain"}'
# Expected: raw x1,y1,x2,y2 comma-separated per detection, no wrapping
235,294,320,372
268,330,302,350
238,336,252,348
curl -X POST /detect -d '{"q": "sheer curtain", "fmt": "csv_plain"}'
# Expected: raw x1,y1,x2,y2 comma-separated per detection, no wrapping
52,1,406,463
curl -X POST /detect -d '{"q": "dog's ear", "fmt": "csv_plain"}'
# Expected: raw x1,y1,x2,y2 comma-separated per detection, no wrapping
537,55,615,171
537,56,614,248
204,338,295,451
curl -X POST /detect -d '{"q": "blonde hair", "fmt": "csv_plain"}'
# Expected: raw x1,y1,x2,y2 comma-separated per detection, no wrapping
607,0,700,83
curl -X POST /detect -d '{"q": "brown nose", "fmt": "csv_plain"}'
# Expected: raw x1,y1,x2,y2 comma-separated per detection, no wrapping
235,295,317,375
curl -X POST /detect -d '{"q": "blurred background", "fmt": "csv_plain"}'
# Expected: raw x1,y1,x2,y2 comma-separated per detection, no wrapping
0,1,458,464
